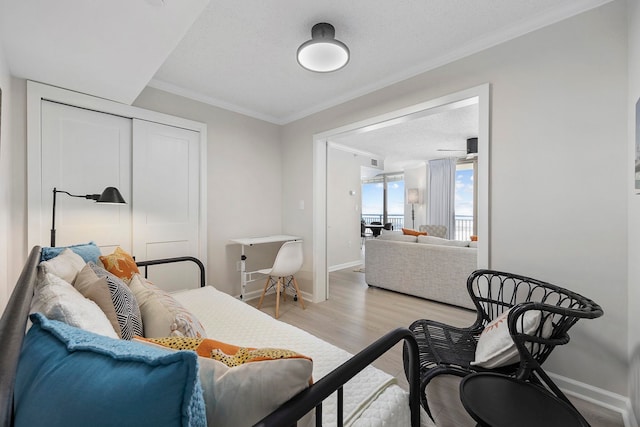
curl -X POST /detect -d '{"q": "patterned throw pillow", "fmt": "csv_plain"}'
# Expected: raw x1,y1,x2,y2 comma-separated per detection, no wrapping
141,336,312,368
471,307,553,368
135,336,313,427
99,247,140,280
128,274,206,338
88,262,143,340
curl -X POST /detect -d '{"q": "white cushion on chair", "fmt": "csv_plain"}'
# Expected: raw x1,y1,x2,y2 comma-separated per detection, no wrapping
472,307,551,369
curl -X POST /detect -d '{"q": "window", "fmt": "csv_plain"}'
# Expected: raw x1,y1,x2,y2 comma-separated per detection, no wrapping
361,173,404,229
455,161,476,240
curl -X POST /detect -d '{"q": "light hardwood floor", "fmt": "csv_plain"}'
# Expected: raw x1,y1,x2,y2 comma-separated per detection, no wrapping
249,267,624,427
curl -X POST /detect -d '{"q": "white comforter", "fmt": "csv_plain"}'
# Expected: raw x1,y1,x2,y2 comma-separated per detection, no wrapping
172,286,430,427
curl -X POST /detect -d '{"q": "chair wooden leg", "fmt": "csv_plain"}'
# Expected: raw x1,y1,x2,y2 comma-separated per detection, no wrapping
275,278,282,319
282,277,287,302
292,276,305,310
257,276,271,309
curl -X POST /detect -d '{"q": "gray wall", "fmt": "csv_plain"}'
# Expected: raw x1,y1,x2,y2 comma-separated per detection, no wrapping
627,0,640,422
327,146,364,269
281,1,628,396
0,0,632,406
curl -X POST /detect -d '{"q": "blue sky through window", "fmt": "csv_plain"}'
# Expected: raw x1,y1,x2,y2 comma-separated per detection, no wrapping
362,181,405,215
362,169,473,217
455,168,474,217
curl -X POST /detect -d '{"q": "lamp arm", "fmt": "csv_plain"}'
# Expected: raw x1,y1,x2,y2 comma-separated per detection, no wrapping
50,188,102,246
54,189,101,200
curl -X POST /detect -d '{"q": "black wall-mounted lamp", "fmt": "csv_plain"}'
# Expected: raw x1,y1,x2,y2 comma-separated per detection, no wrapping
50,187,126,247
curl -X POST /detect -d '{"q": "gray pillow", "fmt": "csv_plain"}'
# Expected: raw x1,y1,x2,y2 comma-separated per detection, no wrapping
88,262,143,340
377,231,418,243
417,235,470,247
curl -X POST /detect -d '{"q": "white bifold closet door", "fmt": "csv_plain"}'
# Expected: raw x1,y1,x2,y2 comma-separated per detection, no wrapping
40,101,132,253
132,119,201,292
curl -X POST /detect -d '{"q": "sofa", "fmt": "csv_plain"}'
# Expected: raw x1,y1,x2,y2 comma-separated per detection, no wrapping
365,229,478,310
0,244,425,427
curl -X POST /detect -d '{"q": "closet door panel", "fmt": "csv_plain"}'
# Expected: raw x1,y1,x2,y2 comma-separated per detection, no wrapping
40,101,132,252
132,119,200,291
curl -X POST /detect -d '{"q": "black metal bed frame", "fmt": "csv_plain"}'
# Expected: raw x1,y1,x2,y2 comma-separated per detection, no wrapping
0,246,421,427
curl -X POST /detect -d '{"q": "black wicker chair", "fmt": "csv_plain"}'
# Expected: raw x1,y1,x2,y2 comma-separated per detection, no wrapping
404,269,603,421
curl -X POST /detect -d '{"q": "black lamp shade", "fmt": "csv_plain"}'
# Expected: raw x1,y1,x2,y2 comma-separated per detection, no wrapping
97,187,126,204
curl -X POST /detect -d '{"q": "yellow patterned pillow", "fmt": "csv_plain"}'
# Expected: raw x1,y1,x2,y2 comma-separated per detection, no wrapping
99,247,140,280
141,336,312,368
135,336,314,427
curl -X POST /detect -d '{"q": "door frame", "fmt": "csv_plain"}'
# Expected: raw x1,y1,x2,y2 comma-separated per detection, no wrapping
312,84,490,302
26,81,208,264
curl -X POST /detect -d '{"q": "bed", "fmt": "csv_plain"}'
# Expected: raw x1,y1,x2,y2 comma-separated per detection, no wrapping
0,246,426,427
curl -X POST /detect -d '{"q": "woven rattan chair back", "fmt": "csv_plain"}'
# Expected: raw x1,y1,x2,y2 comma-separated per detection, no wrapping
406,269,603,420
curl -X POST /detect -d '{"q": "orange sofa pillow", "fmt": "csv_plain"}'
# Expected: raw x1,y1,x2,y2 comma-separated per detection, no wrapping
470,235,478,241
99,247,140,280
402,228,427,236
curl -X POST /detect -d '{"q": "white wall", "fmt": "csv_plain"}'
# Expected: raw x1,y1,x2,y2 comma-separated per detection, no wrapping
0,41,10,310
282,1,628,398
327,146,368,269
133,87,284,297
0,52,28,311
627,0,640,422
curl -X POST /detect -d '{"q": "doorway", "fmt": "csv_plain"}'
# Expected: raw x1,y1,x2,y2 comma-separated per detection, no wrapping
313,84,490,301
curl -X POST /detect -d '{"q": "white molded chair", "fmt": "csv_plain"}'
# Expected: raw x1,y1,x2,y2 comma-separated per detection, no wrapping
256,240,305,318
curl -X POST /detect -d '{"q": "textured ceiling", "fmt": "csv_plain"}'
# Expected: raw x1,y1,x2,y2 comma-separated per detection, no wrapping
331,102,479,172
151,0,612,124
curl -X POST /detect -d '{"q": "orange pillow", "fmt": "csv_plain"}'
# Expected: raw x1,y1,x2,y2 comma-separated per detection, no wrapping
402,228,427,236
99,247,140,280
139,336,312,367
470,235,478,241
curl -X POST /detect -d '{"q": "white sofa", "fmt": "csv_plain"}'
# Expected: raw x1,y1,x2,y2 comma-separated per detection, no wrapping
364,231,478,310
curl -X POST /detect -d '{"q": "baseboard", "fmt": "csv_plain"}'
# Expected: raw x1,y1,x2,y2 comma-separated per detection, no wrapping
328,260,363,272
548,371,635,427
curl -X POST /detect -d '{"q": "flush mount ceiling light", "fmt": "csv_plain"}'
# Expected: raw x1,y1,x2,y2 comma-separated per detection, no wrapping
297,23,350,73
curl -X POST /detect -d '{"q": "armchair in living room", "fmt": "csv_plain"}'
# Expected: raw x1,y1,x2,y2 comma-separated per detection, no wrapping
418,225,447,238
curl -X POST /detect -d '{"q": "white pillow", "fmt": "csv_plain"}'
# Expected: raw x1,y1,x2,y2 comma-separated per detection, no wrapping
417,235,470,247
471,307,552,368
135,338,313,427
377,232,418,242
39,248,86,283
31,272,119,338
128,273,206,338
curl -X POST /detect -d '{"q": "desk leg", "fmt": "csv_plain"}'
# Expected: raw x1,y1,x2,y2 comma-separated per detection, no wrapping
240,245,247,300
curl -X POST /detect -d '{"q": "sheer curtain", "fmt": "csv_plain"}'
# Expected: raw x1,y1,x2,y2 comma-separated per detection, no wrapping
427,158,457,239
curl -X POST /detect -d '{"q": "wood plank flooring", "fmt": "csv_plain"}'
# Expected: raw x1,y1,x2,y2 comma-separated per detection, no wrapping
249,267,624,427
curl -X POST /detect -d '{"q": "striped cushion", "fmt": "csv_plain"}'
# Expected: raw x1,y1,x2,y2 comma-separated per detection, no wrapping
88,262,143,340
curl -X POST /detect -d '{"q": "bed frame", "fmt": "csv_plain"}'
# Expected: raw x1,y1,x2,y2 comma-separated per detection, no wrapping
0,246,421,427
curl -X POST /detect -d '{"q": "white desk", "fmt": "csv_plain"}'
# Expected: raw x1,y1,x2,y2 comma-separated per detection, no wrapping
228,235,302,300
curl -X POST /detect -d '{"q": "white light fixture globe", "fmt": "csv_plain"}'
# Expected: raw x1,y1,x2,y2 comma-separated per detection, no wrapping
297,23,349,73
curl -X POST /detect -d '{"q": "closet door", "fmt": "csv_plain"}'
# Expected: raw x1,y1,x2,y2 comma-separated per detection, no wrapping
132,119,201,291
39,101,132,252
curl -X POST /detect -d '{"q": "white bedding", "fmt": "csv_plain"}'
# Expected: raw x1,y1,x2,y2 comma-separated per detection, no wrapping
172,286,431,427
